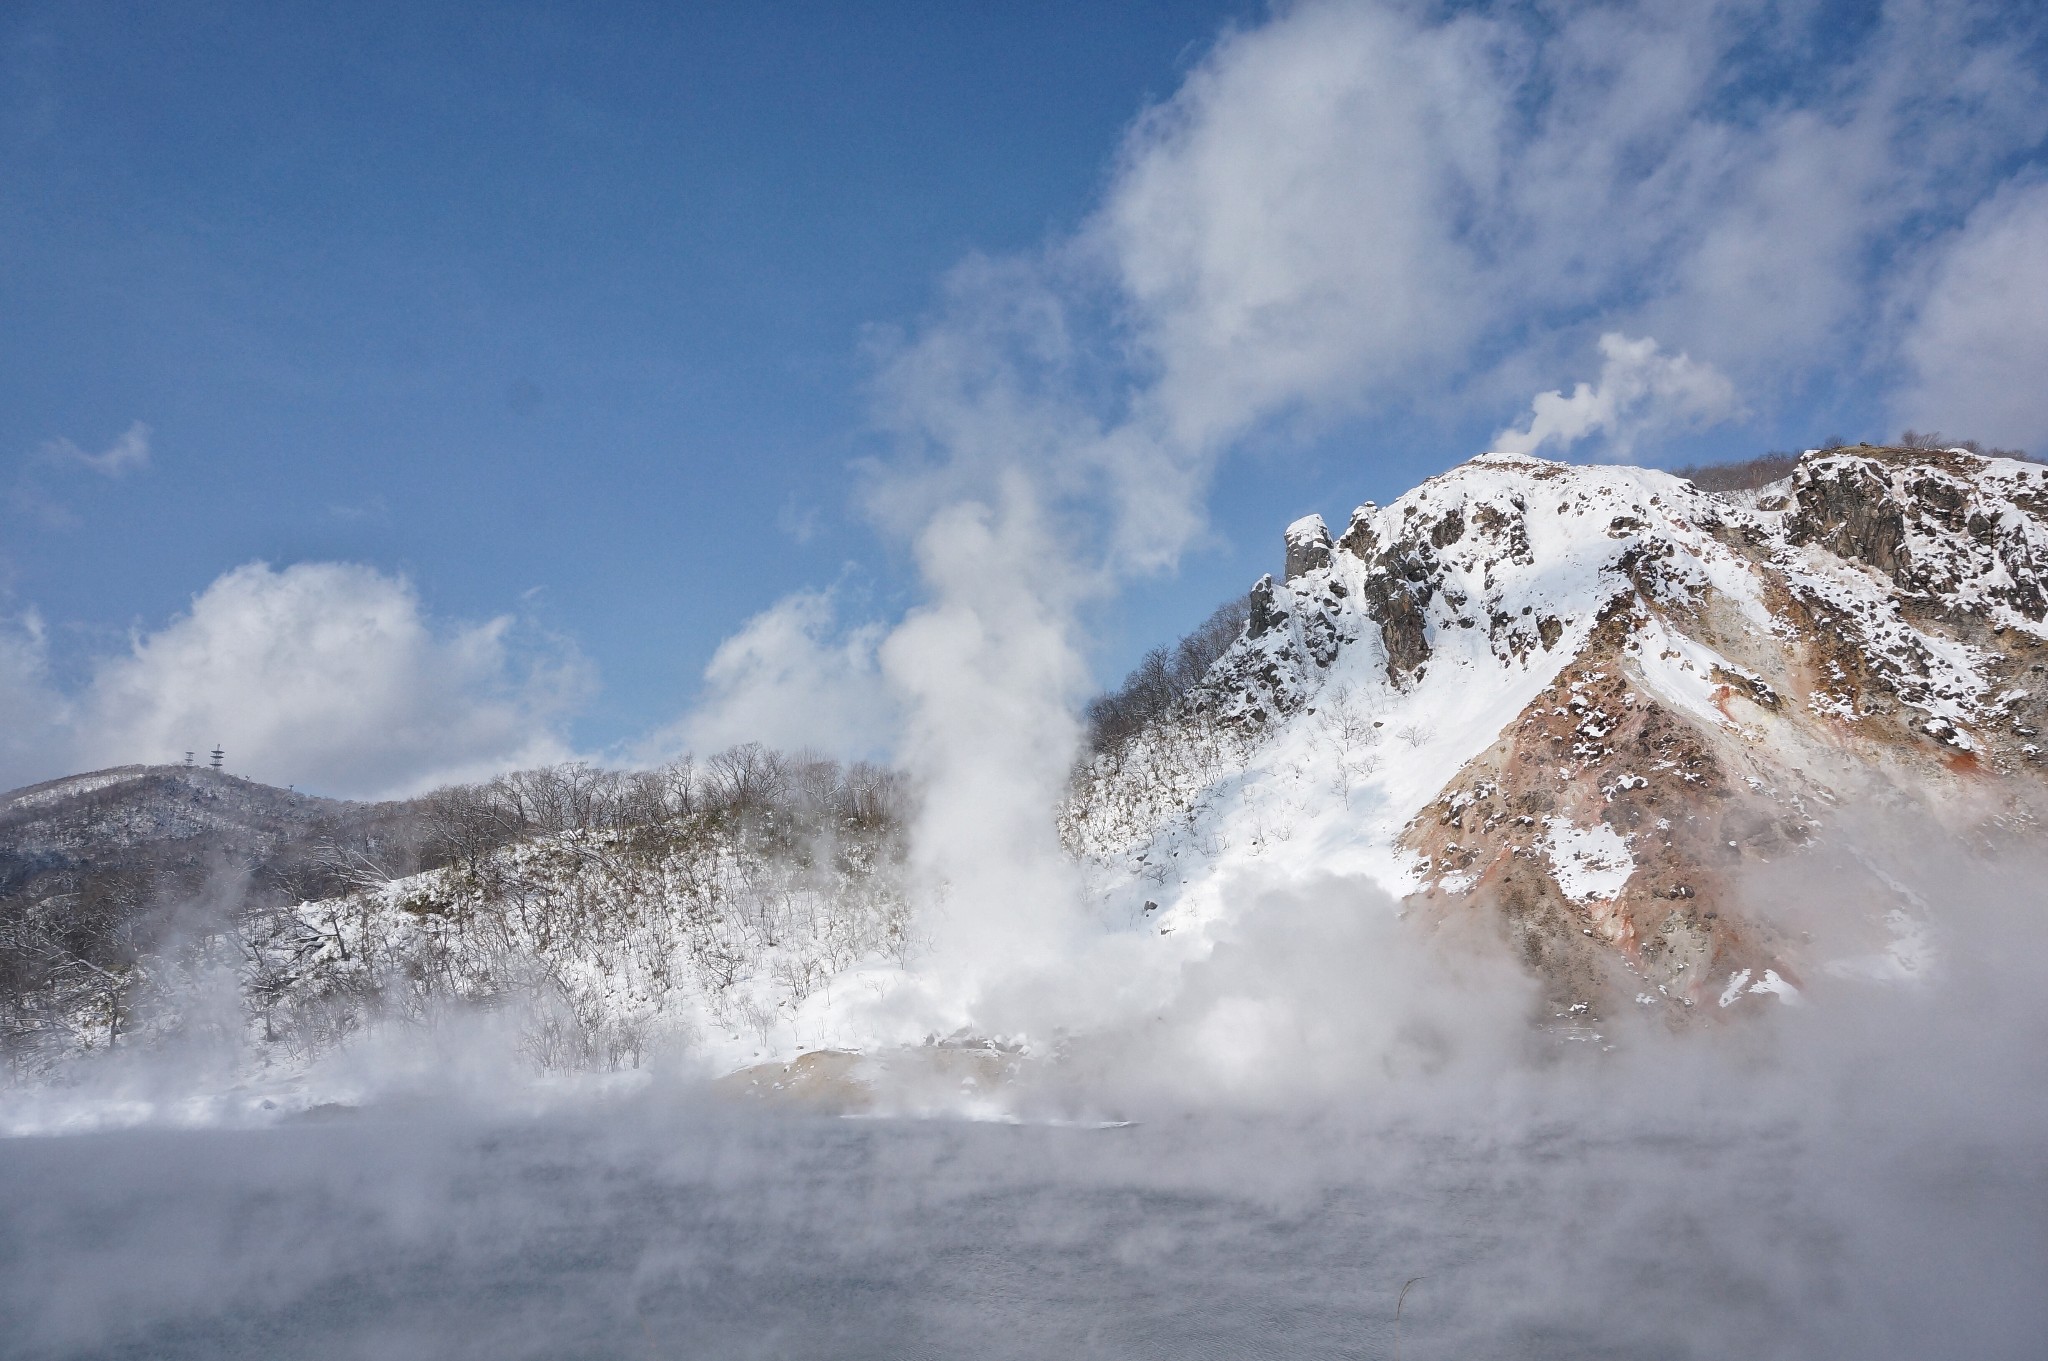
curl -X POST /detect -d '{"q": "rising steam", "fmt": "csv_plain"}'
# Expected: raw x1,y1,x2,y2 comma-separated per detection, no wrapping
674,0,2047,1045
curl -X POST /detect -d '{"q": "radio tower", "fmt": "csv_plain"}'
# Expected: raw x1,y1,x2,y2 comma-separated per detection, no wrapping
210,746,224,770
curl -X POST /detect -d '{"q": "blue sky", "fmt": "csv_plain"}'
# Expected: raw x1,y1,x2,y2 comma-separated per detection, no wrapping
5,1,2047,797
1,3,1255,743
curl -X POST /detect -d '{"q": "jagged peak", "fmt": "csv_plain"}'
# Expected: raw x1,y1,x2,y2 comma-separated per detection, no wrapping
1207,436,2048,753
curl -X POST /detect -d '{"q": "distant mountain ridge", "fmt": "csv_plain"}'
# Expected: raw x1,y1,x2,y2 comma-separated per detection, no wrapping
4,765,358,856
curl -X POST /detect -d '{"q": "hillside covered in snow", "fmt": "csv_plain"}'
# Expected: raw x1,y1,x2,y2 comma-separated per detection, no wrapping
1,755,912,1085
8,443,2048,1106
1065,443,2048,1025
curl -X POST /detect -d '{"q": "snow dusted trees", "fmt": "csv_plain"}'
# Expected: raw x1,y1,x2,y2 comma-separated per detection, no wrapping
1,749,915,1077
232,747,917,1071
1062,598,1270,864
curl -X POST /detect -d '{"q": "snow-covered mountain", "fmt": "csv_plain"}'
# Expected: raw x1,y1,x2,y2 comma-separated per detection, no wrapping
1066,444,2048,1022
10,444,2046,1096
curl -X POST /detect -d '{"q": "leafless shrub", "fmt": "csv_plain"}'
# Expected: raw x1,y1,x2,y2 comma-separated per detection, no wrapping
1672,451,1801,492
736,994,781,1051
1315,685,1378,753
1314,685,1383,805
1898,429,2035,461
1086,595,1252,755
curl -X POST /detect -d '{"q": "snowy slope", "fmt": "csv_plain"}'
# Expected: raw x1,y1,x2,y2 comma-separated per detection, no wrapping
1064,445,2048,1022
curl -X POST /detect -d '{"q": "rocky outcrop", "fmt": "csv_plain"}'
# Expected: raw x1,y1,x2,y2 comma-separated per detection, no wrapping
1784,454,1910,579
1283,514,1334,581
1784,446,2048,623
1355,537,1436,681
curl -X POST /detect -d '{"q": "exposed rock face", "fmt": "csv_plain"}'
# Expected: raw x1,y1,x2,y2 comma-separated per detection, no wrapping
1357,535,1437,681
1784,455,1910,579
1064,446,2048,1025
1283,514,1334,581
1783,446,2048,621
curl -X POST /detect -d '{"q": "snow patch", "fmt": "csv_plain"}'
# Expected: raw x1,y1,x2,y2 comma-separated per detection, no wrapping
1542,818,1635,903
1717,966,1801,1007
1746,969,1801,1004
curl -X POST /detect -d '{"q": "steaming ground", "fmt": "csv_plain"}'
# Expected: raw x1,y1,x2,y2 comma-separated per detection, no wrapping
5,844,2047,1358
4,1096,2044,1360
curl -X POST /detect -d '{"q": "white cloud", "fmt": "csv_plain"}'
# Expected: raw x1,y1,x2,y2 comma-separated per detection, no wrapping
0,610,71,790
1098,1,1505,449
664,588,896,762
1096,0,2046,436
1895,178,2048,453
0,562,591,800
1492,333,1741,458
39,421,151,477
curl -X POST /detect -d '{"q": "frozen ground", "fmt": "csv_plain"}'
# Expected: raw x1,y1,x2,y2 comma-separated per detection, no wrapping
3,1094,2044,1361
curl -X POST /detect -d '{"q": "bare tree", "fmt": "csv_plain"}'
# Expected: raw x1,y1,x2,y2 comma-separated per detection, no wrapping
1314,685,1382,805
1085,595,1253,754
706,744,788,814
1396,721,1436,749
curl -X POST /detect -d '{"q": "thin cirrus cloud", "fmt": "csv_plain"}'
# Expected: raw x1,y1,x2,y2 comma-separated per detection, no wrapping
39,421,151,478
1,561,590,800
10,421,153,528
